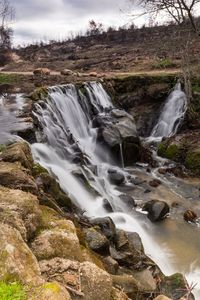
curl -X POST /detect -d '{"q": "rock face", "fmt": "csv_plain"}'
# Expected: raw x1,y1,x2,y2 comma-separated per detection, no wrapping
31,220,83,261
0,186,41,241
95,108,141,165
0,224,42,285
157,131,200,176
143,200,170,222
39,258,112,300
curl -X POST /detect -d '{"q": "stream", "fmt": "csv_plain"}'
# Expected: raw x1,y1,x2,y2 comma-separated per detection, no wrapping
0,82,200,298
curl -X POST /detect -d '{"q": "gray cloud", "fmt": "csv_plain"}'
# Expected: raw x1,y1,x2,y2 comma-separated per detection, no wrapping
10,0,131,45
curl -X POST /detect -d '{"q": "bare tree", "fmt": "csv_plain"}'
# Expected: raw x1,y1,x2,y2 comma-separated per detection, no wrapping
130,0,200,32
0,0,14,65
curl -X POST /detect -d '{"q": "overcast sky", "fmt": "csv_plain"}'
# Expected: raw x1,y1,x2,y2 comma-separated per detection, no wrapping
11,0,139,46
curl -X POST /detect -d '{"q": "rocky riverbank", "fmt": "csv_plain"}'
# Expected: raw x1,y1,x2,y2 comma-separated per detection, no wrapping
0,141,195,300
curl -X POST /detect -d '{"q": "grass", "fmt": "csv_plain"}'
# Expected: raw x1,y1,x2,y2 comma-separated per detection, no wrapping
0,73,19,84
153,58,176,69
0,282,27,300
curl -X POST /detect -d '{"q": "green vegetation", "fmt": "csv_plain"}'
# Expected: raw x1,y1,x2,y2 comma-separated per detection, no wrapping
0,74,19,84
0,282,27,300
185,151,200,174
32,163,48,177
29,87,48,102
153,59,176,69
0,144,6,152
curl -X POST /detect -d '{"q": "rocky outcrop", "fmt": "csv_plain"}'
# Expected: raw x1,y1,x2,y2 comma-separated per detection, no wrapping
143,200,170,222
157,131,200,176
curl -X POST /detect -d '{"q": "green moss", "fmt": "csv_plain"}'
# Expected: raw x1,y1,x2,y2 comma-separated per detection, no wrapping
42,282,61,293
32,163,48,177
29,87,48,102
153,59,176,69
165,144,180,160
157,142,167,157
192,84,200,93
0,74,19,84
185,150,200,173
0,144,6,152
0,281,27,300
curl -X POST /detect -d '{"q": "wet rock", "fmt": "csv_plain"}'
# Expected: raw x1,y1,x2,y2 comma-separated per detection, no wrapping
84,227,109,254
30,282,72,300
0,142,34,169
0,162,38,194
119,194,136,208
108,170,125,185
31,220,83,261
158,168,167,175
131,269,156,292
112,275,139,298
0,224,42,285
103,199,113,212
149,179,162,188
90,217,116,239
102,256,119,274
0,186,41,241
160,273,195,300
183,210,198,223
143,200,170,222
130,177,144,185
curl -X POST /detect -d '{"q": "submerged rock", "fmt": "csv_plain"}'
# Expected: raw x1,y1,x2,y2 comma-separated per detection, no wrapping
143,200,170,222
119,194,137,208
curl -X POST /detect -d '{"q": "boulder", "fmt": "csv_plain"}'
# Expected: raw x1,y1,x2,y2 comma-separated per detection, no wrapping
0,142,34,169
103,199,113,212
143,200,170,222
30,282,72,300
0,224,42,285
149,179,162,188
108,170,125,185
89,72,98,77
0,186,41,241
102,256,118,274
90,217,116,239
160,273,195,300
119,194,137,208
33,68,50,75
77,261,112,300
61,69,74,76
84,227,109,254
0,162,38,194
31,220,83,261
112,275,139,298
39,258,112,300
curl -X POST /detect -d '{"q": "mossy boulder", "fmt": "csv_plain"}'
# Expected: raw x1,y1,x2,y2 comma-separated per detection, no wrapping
0,142,34,170
0,186,42,241
0,162,38,194
39,258,112,300
31,220,83,262
157,132,200,176
30,282,71,300
160,273,194,300
28,87,48,102
0,224,42,285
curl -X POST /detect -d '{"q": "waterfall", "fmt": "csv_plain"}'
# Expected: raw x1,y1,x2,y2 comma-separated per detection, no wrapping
32,82,199,298
151,83,187,138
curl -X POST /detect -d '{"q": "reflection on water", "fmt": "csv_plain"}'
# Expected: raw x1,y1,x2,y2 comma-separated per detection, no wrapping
0,93,27,144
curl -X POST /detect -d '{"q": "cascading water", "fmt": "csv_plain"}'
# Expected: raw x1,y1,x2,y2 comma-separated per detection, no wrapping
151,82,187,138
32,82,200,298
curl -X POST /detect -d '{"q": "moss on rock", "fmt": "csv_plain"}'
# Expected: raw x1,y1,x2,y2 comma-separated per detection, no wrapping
185,150,200,175
29,87,48,102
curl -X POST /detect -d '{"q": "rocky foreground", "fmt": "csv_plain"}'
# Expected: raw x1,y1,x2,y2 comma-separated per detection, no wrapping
0,141,194,300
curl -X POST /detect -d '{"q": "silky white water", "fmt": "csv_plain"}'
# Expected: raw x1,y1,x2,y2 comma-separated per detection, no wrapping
151,82,187,137
32,82,200,298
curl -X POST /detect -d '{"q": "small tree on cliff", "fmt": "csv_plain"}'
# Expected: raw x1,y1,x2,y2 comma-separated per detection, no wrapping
0,0,14,65
130,0,200,33
87,20,104,36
